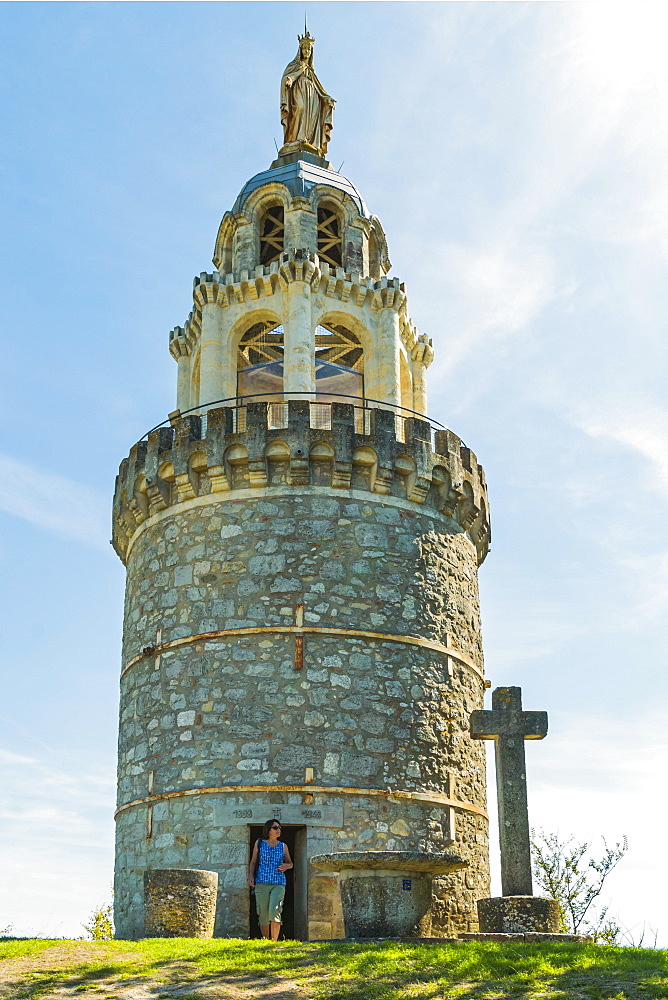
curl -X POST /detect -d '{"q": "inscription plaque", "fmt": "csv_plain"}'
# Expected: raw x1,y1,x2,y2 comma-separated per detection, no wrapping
212,800,343,828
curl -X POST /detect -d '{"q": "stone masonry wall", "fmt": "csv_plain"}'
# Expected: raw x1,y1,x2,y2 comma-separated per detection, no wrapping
113,404,491,939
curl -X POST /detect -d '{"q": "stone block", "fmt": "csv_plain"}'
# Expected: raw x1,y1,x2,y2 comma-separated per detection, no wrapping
311,875,338,895
144,868,218,938
309,894,334,919
477,896,562,933
308,920,333,940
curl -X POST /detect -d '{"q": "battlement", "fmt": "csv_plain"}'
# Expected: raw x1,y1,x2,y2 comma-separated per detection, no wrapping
166,256,419,361
112,402,490,565
192,255,404,303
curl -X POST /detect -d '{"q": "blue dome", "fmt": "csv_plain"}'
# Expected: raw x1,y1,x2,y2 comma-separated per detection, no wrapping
233,158,370,219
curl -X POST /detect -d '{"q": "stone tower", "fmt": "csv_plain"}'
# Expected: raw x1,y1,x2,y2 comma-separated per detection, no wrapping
112,37,491,940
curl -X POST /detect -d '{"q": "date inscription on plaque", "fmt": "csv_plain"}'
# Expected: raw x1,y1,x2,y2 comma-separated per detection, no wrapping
212,801,343,828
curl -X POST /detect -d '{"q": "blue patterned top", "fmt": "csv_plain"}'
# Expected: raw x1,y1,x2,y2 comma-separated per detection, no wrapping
256,839,286,886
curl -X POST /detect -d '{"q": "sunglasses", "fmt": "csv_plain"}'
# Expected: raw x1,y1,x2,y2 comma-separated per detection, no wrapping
271,824,281,829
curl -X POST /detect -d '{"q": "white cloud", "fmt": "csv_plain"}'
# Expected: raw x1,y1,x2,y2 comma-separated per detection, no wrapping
405,2,668,384
576,402,668,495
484,599,586,667
0,453,108,550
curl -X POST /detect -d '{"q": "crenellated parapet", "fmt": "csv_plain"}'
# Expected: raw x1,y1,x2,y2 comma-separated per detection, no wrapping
174,257,417,356
192,257,406,312
112,402,490,567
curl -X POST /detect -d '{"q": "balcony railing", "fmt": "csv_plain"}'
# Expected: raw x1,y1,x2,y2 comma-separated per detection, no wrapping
141,392,447,448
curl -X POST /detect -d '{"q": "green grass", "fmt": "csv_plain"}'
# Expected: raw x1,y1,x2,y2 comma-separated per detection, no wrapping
1,937,667,999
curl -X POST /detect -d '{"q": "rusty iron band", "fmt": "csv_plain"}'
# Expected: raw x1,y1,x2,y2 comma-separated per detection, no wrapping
115,784,488,820
122,626,482,680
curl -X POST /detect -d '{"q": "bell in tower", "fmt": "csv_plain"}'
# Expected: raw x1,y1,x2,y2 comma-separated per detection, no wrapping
112,35,491,941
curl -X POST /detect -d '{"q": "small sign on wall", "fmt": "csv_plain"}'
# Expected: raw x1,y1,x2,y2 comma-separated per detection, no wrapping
212,800,344,828
402,879,412,890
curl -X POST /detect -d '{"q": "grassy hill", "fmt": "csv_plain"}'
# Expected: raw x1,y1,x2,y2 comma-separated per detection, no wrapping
1,937,667,999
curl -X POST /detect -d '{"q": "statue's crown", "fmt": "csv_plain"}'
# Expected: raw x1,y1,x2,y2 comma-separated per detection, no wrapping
298,30,315,43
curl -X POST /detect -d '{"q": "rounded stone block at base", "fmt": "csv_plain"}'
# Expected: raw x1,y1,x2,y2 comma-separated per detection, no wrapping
144,868,218,938
311,851,467,939
477,896,561,934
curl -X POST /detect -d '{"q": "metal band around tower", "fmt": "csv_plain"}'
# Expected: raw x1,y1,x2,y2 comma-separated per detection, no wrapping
115,784,488,820
121,625,484,680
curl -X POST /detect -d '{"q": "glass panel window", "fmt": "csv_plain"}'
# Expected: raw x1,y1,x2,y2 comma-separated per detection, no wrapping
237,360,285,401
237,322,284,403
314,322,363,403
314,360,363,402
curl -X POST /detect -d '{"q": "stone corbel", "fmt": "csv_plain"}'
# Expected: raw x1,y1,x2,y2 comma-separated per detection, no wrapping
169,328,191,361
442,483,465,519
332,459,352,489
206,465,231,493
371,276,407,312
279,249,318,285
145,478,168,516
372,464,393,495
410,333,434,369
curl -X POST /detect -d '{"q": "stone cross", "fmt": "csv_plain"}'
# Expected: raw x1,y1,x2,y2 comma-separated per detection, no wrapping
470,686,547,897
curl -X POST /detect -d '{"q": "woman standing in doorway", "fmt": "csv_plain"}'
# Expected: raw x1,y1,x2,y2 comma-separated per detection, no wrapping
248,820,293,940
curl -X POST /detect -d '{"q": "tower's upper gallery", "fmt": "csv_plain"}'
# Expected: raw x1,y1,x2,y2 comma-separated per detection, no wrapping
168,35,435,423
213,31,391,280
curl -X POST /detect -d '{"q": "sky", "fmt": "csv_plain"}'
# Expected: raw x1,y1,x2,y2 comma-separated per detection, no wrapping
0,0,667,944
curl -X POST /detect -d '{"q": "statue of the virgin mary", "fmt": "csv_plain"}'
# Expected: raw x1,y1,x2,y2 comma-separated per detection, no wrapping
280,33,335,158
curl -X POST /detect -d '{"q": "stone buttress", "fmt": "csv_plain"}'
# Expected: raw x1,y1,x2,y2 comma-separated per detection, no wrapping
112,87,492,940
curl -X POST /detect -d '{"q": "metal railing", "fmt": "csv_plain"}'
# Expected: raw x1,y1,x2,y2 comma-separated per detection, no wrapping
142,392,446,444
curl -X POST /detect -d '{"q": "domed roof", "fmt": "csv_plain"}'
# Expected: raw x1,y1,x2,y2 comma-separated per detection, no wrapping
233,157,370,219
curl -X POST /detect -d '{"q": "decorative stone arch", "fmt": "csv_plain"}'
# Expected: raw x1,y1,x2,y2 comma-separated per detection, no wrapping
309,440,335,486
240,183,291,268
314,310,370,404
311,185,359,228
131,473,149,521
369,215,391,278
230,308,285,405
311,189,350,269
214,183,292,274
224,443,249,489
394,452,417,498
314,310,371,361
351,444,378,492
213,213,235,274
230,308,284,360
266,439,290,486
430,465,452,513
317,308,402,408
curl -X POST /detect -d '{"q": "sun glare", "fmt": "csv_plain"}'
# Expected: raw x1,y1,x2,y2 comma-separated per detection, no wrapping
575,1,668,96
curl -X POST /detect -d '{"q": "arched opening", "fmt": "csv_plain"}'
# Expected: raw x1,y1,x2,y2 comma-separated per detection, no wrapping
259,205,285,265
317,204,342,268
236,319,365,430
314,322,363,402
237,321,285,401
